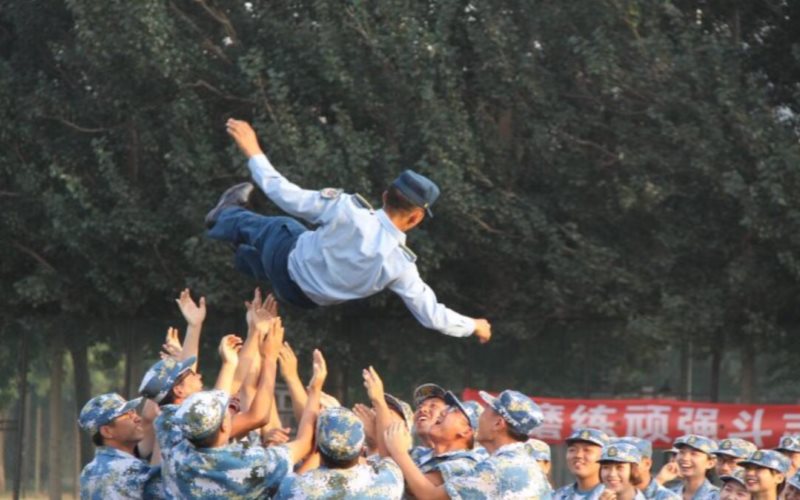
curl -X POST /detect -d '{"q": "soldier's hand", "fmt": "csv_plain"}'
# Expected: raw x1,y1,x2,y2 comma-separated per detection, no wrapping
262,427,292,447
277,342,299,382
219,334,243,364
160,327,182,360
259,317,284,360
599,490,617,500
384,422,412,456
226,118,263,158
308,349,327,392
473,319,492,344
353,403,377,448
656,462,680,485
176,288,206,327
244,288,262,335
362,366,385,404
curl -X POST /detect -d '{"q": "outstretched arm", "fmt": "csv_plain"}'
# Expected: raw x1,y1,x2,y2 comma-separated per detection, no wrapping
285,349,327,463
226,118,342,225
385,422,450,500
175,289,206,371
389,267,490,341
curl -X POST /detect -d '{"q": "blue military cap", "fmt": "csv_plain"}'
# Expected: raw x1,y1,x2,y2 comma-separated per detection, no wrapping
443,391,483,431
526,438,552,462
616,436,653,459
413,383,447,407
788,470,800,491
391,170,440,217
740,449,792,474
176,389,229,441
715,438,757,459
674,434,718,455
138,356,196,403
385,393,414,431
78,393,142,435
776,434,800,453
566,428,611,448
720,468,747,488
600,442,643,464
316,407,366,462
478,390,543,436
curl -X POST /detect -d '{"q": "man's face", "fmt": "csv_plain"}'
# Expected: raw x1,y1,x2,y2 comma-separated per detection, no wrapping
174,369,203,400
716,455,741,477
105,410,144,444
429,406,471,445
414,398,447,437
566,441,602,479
720,481,750,500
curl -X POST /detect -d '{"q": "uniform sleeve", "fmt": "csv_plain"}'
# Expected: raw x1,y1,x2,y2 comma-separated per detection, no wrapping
370,458,405,498
154,410,184,455
436,456,479,483
248,154,343,225
443,460,497,500
141,465,164,500
389,266,476,338
261,444,294,490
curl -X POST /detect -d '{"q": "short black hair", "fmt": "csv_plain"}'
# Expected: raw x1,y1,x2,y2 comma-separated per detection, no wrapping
319,450,360,469
384,186,419,214
92,431,105,447
508,428,529,442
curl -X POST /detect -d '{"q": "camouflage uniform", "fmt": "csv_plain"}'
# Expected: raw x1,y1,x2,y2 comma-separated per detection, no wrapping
443,390,552,499
615,437,680,500
553,428,612,500
77,393,163,500
167,390,294,499
276,407,404,499
526,438,551,462
598,443,646,500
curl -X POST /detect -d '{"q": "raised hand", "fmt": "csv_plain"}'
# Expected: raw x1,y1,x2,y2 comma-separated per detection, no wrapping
262,427,292,447
277,342,299,382
353,403,377,447
362,366,385,404
473,319,492,344
176,288,206,327
219,334,243,365
384,421,412,456
226,118,263,158
160,327,182,360
656,462,681,485
308,349,327,392
259,317,284,360
244,288,263,334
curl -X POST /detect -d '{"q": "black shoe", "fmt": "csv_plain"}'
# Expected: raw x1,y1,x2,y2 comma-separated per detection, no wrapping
205,182,255,229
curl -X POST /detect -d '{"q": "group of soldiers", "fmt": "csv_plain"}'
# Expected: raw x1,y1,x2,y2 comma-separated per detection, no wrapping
76,288,800,499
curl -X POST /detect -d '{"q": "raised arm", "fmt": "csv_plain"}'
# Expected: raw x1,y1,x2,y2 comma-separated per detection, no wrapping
278,342,308,422
175,288,206,371
362,366,392,457
285,349,327,463
214,334,243,393
226,118,342,225
389,267,491,342
232,290,275,401
385,422,450,500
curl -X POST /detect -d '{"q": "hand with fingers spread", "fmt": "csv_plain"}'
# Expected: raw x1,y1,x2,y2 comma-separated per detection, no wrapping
362,366,385,405
656,462,681,485
262,427,292,447
307,349,327,392
384,421,413,456
160,327,182,360
277,342,299,382
219,334,244,365
176,288,206,327
259,318,284,361
353,403,377,449
226,118,263,158
244,288,263,335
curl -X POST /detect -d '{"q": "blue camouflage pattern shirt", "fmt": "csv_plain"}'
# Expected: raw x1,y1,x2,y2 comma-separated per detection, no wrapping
670,479,719,500
643,479,681,500
444,442,553,499
275,456,404,499
418,449,482,482
166,440,292,499
153,404,183,496
80,446,162,500
553,482,605,500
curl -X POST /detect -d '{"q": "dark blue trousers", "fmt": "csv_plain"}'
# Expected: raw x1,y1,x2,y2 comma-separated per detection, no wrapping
206,207,317,308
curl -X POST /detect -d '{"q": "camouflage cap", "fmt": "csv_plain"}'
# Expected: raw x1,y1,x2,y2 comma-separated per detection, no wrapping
78,393,142,435
316,407,365,462
616,436,653,459
385,393,414,431
715,438,758,459
526,438,552,462
674,434,718,455
176,389,229,441
413,383,447,408
443,391,483,431
566,428,612,448
478,390,543,436
776,434,800,453
138,356,197,403
788,471,800,491
739,449,792,474
600,442,643,464
720,468,747,488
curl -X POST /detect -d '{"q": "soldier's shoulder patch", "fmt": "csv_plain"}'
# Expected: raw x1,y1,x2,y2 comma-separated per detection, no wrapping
320,187,343,199
399,244,417,262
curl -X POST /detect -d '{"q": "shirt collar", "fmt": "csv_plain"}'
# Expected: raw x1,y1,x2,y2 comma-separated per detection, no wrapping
377,209,407,245
644,479,659,497
97,446,136,460
492,441,526,456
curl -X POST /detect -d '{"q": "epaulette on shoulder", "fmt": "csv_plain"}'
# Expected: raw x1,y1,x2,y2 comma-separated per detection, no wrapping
352,193,375,212
399,243,417,262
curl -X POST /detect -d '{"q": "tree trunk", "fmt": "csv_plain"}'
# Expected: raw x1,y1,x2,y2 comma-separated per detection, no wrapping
740,339,756,403
48,332,64,500
69,340,92,467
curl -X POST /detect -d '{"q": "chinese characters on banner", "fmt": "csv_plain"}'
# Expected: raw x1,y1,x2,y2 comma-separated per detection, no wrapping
461,389,800,448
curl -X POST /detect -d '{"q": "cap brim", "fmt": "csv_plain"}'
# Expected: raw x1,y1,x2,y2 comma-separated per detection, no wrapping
444,391,471,423
110,397,143,421
714,450,743,458
720,475,746,487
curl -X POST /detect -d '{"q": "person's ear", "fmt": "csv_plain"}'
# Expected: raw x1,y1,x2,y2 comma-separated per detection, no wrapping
99,423,115,441
407,209,424,227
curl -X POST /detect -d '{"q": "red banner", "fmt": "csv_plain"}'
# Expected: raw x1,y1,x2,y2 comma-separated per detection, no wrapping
462,389,800,448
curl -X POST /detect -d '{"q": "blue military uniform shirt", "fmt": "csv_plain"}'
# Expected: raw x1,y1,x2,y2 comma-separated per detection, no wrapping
153,404,184,496
248,154,476,337
643,479,681,500
670,479,719,500
443,441,552,499
417,449,483,482
553,482,605,500
166,440,292,499
80,446,162,499
275,456,404,499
